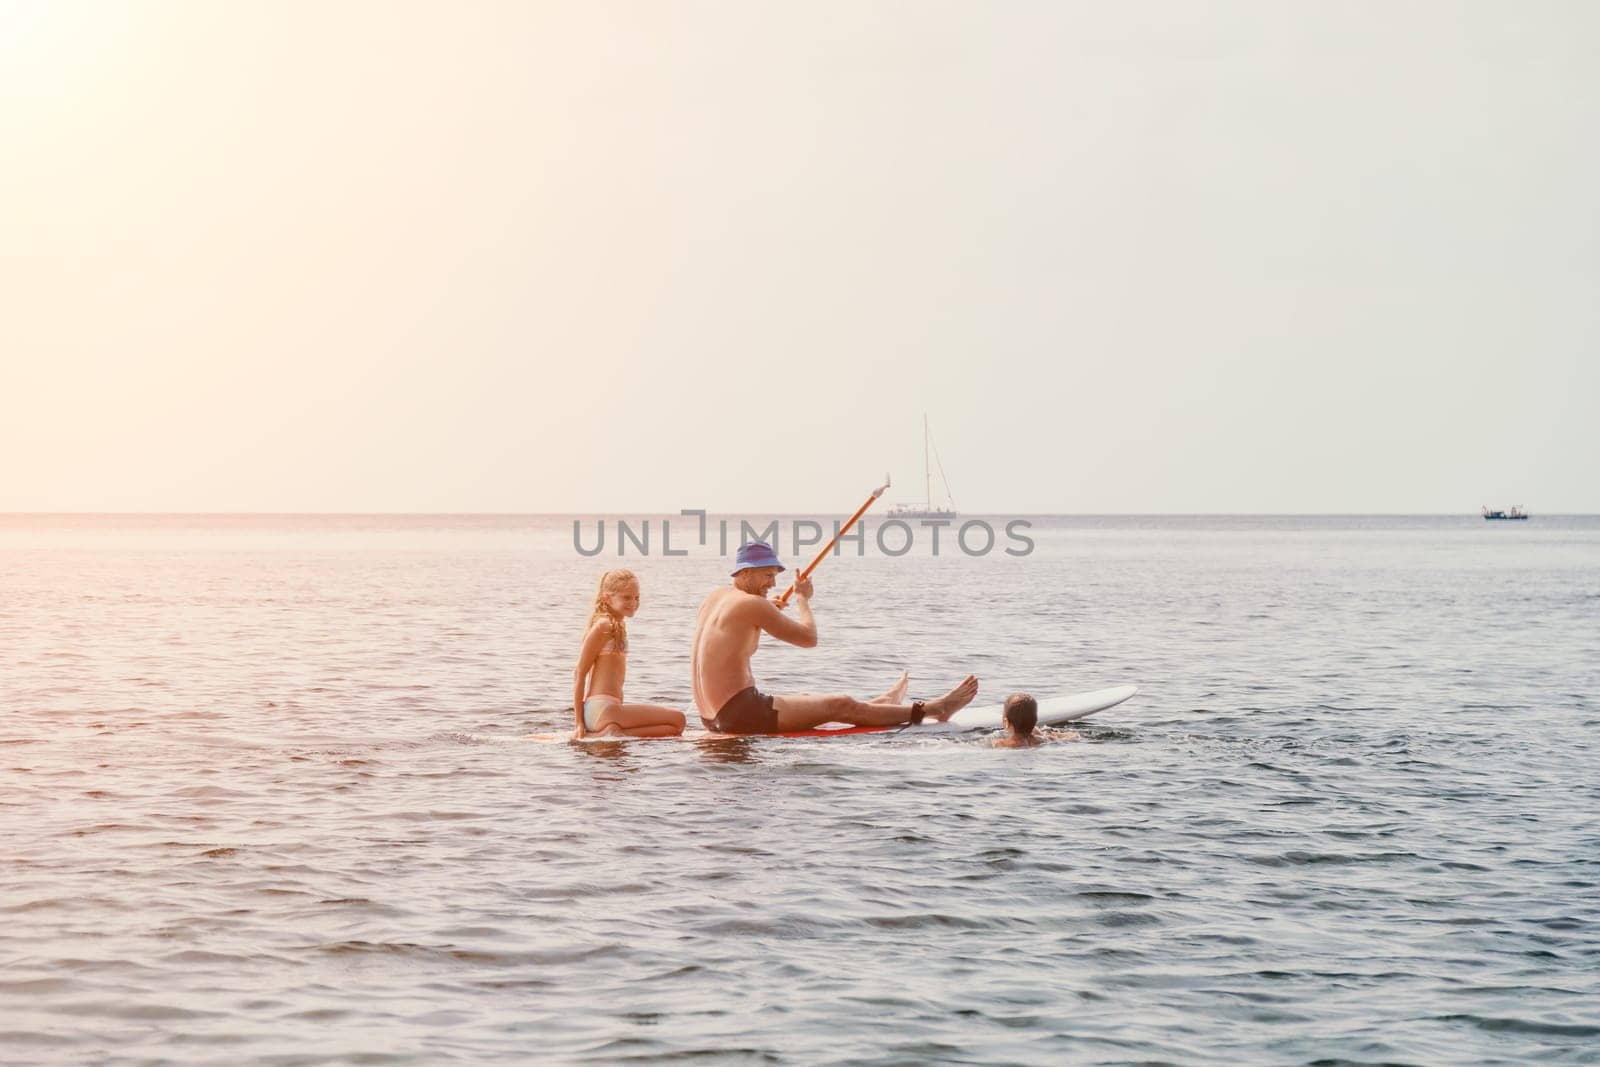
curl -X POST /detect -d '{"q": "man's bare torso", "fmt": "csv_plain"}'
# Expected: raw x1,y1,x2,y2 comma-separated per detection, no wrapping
691,587,763,721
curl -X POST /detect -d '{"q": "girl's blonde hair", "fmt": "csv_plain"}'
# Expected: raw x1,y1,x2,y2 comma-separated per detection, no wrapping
588,568,638,651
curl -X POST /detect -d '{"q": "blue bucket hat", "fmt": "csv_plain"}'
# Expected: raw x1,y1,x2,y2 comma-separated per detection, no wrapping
731,540,786,576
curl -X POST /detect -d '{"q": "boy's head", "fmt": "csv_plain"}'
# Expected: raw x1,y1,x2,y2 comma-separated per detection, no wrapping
1003,693,1038,734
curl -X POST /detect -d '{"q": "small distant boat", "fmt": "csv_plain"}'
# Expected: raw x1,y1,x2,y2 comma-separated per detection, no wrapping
888,414,957,518
1482,505,1529,521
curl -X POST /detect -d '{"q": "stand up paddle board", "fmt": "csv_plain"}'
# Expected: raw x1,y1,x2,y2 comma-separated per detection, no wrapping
529,684,1137,743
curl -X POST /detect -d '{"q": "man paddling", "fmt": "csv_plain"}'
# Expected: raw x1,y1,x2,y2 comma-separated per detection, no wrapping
690,541,979,734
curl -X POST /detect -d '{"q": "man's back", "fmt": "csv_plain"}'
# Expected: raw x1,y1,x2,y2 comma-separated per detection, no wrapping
691,587,761,720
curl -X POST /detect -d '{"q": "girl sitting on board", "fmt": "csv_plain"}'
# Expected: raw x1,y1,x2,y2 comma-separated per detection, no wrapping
572,569,686,740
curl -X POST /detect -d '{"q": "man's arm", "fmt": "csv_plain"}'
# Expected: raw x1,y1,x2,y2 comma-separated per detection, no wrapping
748,590,817,648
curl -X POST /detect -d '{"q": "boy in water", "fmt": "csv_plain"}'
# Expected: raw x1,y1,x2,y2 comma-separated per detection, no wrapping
992,692,1076,748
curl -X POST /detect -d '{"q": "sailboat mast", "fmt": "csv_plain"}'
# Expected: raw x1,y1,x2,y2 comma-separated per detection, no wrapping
923,413,931,509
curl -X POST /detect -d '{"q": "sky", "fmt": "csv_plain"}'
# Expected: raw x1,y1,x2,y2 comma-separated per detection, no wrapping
2,0,1595,513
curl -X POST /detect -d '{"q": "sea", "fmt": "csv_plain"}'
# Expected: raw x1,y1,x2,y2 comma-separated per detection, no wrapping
2,514,1597,1065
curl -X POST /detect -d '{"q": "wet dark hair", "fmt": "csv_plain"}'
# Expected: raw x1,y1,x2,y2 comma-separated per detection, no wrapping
1003,693,1038,733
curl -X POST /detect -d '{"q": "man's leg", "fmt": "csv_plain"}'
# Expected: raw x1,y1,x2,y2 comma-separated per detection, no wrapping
772,693,907,730
868,670,910,705
772,675,978,732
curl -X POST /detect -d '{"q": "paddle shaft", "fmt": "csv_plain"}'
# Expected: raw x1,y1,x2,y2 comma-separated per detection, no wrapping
776,478,889,607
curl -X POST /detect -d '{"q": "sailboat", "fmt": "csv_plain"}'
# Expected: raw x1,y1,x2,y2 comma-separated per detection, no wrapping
889,414,957,518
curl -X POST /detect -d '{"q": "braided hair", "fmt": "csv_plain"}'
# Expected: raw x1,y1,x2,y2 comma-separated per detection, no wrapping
588,568,637,651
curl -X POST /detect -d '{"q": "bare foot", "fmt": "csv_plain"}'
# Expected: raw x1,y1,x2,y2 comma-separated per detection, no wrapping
871,670,911,705
923,674,979,722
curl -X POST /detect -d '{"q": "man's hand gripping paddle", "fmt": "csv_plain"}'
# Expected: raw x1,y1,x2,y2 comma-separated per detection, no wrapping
776,475,891,608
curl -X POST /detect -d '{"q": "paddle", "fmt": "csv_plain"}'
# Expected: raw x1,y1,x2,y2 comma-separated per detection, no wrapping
775,475,891,608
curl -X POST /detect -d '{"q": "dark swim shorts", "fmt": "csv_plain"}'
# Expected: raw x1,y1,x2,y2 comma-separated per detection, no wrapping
708,686,779,735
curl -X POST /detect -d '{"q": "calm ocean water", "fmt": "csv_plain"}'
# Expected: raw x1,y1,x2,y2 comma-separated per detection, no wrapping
3,514,1597,1065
